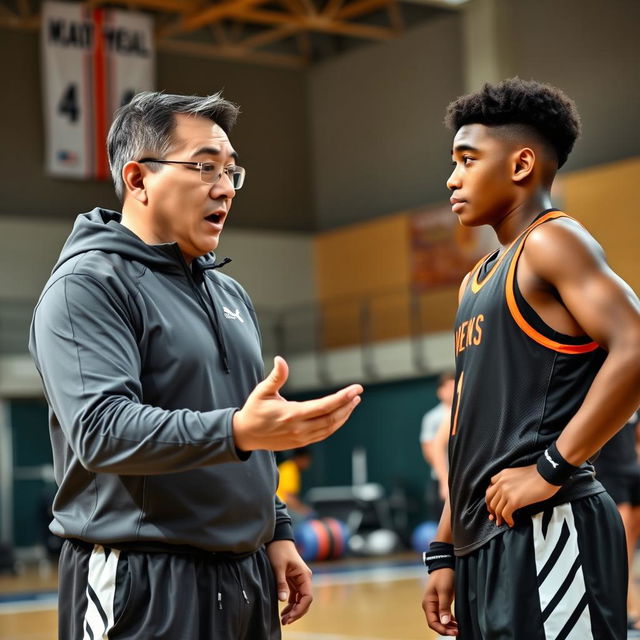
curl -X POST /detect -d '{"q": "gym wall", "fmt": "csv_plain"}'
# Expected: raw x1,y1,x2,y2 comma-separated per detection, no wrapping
0,29,314,231
563,157,640,293
309,0,640,230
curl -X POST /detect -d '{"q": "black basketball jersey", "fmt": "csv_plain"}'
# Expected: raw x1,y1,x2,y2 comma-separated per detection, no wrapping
449,210,606,556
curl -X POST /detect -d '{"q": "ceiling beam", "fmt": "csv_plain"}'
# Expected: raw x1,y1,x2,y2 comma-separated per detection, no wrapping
237,23,301,49
85,0,199,12
159,0,268,38
322,0,346,16
399,0,469,9
278,0,308,15
158,38,307,69
236,8,398,40
336,0,394,20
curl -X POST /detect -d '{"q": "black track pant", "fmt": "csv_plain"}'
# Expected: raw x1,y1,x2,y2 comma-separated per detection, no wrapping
454,493,627,640
58,540,281,640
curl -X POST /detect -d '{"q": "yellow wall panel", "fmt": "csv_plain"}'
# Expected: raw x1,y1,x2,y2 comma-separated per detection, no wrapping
314,214,412,346
562,157,640,292
313,156,639,349
314,213,411,300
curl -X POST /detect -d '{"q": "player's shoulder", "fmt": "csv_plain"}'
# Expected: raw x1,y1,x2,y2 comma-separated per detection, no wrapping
526,214,603,255
523,214,606,273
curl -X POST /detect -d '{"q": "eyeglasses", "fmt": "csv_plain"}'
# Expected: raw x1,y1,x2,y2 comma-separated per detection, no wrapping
138,158,246,190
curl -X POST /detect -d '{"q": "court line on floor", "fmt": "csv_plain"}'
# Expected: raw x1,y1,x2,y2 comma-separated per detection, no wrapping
0,596,57,614
282,632,396,640
312,565,425,587
0,564,426,616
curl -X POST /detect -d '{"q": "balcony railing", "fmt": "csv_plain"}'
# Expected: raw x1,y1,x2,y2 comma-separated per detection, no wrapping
0,286,457,369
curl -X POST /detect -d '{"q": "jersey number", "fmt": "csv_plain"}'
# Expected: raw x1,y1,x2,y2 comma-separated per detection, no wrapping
450,371,464,436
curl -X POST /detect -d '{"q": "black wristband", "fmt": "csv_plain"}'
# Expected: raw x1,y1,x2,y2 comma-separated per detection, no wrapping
536,441,579,486
423,541,455,574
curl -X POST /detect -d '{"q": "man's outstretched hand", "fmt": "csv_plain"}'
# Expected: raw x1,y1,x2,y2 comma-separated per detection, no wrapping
233,356,363,451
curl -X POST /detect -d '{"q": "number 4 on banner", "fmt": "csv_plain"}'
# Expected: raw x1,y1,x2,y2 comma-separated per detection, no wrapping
41,0,155,179
58,84,79,123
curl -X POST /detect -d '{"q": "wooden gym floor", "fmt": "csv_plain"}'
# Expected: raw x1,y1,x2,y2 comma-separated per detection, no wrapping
0,554,439,640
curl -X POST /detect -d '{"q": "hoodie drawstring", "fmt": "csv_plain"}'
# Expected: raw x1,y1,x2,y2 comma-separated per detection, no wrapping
229,561,250,604
215,563,223,610
174,247,231,374
214,558,250,612
200,275,231,374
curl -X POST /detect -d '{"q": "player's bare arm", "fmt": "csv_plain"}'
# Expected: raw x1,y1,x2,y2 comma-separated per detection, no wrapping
422,498,458,636
486,218,640,526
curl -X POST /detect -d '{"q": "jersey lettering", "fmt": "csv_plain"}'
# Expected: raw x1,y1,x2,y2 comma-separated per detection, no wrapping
455,313,484,356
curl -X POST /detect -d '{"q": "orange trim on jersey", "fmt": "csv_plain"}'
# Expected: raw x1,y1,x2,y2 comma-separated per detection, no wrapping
466,252,492,294
471,249,512,293
470,211,567,294
309,519,330,560
450,370,464,436
505,211,600,354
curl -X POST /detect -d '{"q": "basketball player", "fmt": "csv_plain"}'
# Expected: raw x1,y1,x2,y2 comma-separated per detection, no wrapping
421,78,640,639
29,92,363,640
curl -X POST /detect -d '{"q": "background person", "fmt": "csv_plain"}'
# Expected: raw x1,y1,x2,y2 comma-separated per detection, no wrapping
277,448,314,526
420,372,455,515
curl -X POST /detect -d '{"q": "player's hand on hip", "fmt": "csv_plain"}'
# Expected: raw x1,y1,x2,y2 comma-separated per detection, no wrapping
422,568,458,636
233,356,363,451
485,464,560,527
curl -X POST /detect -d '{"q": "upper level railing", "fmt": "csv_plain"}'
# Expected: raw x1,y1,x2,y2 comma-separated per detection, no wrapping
0,286,458,366
0,300,34,356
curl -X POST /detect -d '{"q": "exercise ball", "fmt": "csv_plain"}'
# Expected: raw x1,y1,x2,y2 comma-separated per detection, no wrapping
411,521,439,553
294,517,350,562
362,528,399,556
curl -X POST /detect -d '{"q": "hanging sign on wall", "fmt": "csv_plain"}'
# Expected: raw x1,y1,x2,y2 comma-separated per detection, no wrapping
41,1,155,179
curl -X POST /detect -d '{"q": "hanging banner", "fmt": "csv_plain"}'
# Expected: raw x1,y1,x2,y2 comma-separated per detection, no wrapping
410,204,495,291
41,1,155,179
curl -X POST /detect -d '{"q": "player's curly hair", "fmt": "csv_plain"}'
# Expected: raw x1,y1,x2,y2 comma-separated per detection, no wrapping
444,78,581,168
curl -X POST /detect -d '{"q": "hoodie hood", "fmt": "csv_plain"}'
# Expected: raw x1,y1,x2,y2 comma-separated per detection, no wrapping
53,208,226,275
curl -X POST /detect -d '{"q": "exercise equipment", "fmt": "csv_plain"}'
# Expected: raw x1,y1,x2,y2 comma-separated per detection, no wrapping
294,517,350,562
411,520,439,553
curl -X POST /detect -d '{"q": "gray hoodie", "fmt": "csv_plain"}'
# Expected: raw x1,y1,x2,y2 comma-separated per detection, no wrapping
29,208,292,553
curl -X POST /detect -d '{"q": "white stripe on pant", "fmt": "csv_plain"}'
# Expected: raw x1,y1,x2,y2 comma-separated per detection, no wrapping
83,544,120,640
531,503,593,640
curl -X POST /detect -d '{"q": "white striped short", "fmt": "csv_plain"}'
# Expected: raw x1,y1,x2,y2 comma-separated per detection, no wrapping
454,492,627,640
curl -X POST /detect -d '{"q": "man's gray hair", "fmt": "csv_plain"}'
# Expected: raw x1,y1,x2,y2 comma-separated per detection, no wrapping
107,91,240,201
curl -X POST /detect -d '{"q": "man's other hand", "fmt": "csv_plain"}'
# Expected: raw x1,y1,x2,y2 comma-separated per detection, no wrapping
266,540,313,626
